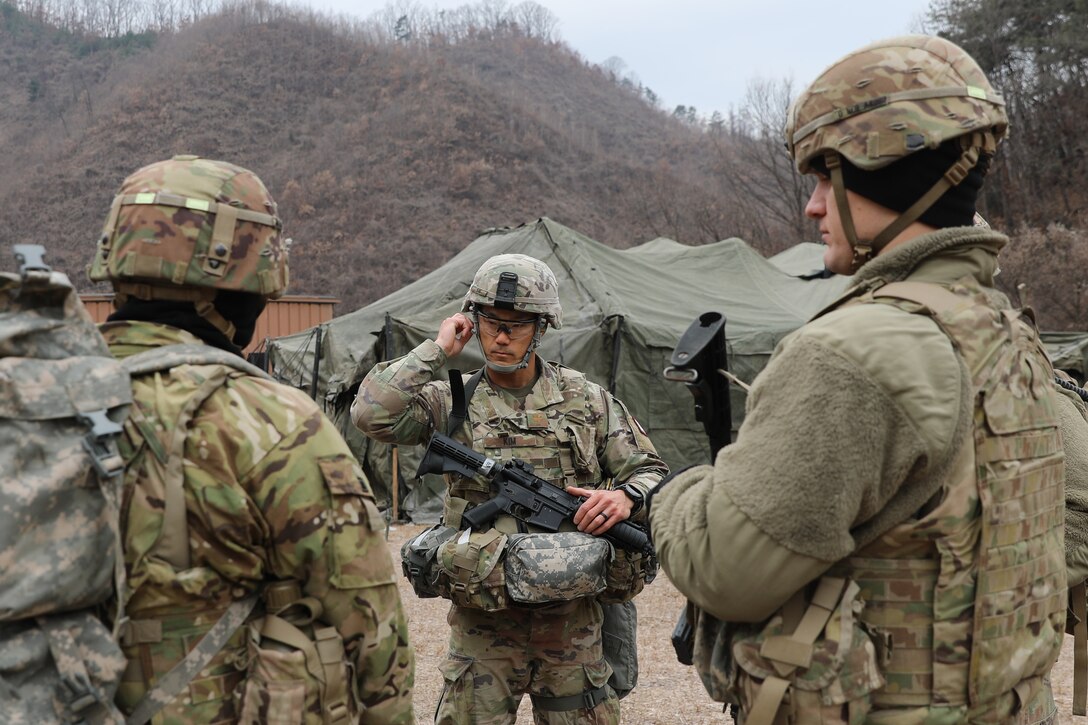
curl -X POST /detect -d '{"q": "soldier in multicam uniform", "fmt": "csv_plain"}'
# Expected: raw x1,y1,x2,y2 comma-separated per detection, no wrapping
351,254,667,724
650,36,1082,724
88,155,414,724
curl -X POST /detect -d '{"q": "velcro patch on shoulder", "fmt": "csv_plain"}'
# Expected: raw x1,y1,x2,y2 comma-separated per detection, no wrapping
318,455,365,496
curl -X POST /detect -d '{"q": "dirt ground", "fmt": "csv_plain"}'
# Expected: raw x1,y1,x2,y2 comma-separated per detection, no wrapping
386,523,1085,724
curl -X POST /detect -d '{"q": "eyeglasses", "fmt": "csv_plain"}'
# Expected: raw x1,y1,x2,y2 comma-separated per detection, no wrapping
475,310,539,340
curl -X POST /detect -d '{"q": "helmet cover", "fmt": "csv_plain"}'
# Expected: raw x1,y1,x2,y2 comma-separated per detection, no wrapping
89,155,288,299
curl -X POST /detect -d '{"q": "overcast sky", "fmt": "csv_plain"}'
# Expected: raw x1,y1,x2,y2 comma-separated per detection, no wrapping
306,0,935,115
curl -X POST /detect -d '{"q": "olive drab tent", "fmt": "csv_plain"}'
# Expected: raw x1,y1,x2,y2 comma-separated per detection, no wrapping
267,218,853,522
1042,332,1088,382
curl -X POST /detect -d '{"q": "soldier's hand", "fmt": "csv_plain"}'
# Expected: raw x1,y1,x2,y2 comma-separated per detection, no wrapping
568,486,632,536
436,313,474,357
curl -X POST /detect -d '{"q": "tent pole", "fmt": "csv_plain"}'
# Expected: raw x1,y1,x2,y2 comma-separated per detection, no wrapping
391,447,400,522
384,312,401,522
309,325,323,401
609,315,625,394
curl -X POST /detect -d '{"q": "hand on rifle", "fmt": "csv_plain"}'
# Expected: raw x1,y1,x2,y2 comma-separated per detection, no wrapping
567,486,632,536
436,313,475,357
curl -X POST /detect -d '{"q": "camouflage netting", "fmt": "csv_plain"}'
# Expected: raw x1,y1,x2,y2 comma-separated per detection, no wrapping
267,219,855,522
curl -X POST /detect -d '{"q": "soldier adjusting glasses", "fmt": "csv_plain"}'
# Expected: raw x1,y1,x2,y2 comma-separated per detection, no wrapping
474,309,540,340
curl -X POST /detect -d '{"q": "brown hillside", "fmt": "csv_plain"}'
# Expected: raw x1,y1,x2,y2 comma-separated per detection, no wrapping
0,4,757,312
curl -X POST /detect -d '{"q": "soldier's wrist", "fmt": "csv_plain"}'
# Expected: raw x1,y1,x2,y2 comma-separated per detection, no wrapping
616,483,644,515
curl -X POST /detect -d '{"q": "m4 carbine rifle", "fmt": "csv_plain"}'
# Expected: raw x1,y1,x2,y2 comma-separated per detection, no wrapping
415,431,655,558
662,311,734,666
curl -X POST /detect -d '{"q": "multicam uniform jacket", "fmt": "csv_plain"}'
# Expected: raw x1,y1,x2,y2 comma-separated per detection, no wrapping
101,321,414,725
651,227,1073,723
351,339,666,529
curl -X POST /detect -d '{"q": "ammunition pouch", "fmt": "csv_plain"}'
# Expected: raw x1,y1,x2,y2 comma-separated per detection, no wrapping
436,528,510,611
599,546,655,604
727,577,884,725
236,581,356,725
400,524,459,598
503,532,611,604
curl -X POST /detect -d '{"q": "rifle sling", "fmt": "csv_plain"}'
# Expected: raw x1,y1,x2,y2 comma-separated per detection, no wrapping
126,595,259,725
447,369,485,436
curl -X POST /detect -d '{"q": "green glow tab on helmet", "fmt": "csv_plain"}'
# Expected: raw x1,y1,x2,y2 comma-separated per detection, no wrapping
133,192,157,204
967,85,987,100
185,198,211,212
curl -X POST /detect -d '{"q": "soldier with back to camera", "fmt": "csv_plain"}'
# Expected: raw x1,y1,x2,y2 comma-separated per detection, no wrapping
90,155,414,724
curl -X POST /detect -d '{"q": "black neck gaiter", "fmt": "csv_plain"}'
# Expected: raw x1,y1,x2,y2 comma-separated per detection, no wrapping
812,139,989,229
108,291,267,357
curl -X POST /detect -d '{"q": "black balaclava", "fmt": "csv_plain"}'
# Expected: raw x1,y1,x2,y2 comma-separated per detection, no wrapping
811,138,989,229
109,290,267,356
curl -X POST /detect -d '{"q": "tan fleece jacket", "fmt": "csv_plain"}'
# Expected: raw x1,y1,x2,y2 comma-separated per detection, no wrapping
651,227,1034,623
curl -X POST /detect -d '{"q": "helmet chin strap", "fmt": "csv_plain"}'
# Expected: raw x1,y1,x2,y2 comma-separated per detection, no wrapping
825,140,983,274
825,152,870,274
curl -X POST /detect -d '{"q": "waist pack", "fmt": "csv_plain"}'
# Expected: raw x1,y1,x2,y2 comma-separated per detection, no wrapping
402,526,625,610
503,532,612,604
0,245,131,723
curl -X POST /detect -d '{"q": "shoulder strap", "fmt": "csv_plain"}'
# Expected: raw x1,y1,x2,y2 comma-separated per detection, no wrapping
121,343,271,380
871,281,967,315
123,344,266,571
744,577,848,725
447,368,485,436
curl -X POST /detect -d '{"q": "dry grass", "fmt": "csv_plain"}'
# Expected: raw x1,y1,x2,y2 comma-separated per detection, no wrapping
386,523,1086,725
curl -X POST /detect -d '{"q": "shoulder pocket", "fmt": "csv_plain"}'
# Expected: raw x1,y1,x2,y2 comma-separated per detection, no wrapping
319,454,395,589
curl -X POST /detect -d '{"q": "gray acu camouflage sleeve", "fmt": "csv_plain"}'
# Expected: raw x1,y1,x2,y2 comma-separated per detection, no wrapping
350,340,451,445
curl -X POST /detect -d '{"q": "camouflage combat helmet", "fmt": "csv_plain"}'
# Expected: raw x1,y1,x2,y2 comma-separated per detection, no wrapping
462,253,563,329
785,35,1007,269
462,254,562,373
89,155,288,337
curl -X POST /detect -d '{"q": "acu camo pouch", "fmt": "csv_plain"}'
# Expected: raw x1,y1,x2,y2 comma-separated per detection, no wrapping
503,531,611,604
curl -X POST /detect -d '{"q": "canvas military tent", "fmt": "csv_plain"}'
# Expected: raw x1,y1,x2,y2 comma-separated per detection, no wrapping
1042,331,1088,381
268,217,852,521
